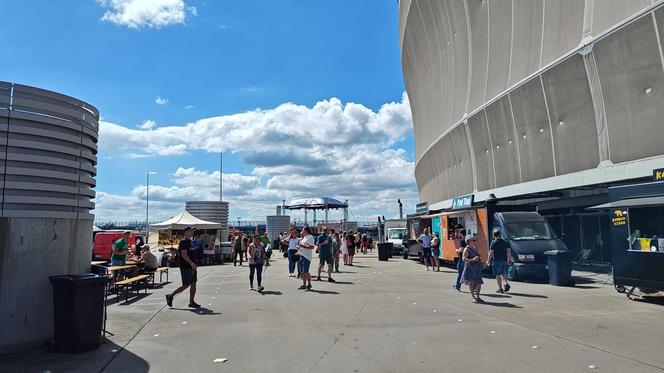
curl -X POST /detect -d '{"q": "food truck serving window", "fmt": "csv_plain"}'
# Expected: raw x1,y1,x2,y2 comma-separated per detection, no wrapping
627,206,664,253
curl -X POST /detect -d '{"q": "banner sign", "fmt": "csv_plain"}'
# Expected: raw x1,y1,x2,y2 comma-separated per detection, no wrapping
653,168,664,181
452,194,474,210
416,202,429,214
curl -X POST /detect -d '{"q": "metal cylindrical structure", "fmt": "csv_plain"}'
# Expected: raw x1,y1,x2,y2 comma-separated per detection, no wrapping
185,201,229,241
0,81,98,356
266,215,290,241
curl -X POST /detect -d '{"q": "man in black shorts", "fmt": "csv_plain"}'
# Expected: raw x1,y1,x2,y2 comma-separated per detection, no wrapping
166,226,200,308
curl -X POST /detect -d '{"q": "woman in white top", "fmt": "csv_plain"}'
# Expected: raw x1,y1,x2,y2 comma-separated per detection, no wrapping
297,226,315,291
340,232,349,265
282,229,300,277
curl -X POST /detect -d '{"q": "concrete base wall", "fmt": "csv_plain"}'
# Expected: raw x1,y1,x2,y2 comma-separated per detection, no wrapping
0,218,92,356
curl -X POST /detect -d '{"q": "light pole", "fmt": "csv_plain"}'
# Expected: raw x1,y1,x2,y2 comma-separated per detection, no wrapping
146,171,157,236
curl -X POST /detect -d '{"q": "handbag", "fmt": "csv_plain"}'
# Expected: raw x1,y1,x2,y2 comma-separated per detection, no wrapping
293,252,301,262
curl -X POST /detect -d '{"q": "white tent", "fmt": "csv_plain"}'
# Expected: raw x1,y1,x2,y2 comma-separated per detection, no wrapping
93,225,103,232
151,209,221,230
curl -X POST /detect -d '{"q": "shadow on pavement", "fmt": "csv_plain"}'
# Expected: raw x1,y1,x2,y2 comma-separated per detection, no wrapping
507,292,548,299
478,301,522,308
351,265,370,268
149,281,172,289
106,293,151,307
0,339,149,373
259,291,282,296
331,281,354,285
309,289,340,295
170,307,221,315
481,293,511,299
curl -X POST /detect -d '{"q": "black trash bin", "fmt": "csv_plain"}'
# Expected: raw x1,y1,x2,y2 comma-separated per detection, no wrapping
49,273,109,353
544,250,573,286
377,243,392,261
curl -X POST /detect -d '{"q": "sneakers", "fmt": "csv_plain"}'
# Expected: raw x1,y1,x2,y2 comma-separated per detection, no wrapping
504,284,511,293
328,278,336,283
454,285,461,292
189,301,201,308
316,276,322,281
258,286,264,293
305,284,312,292
250,286,254,291
288,273,294,277
298,285,307,290
165,294,173,307
496,288,504,294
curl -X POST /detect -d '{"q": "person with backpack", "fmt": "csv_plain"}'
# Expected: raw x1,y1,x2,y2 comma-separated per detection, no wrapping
316,227,336,283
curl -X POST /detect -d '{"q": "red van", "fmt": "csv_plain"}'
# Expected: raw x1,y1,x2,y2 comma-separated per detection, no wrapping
92,231,147,261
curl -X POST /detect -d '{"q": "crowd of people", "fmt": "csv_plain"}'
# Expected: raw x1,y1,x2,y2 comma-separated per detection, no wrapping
418,227,514,304
163,224,515,308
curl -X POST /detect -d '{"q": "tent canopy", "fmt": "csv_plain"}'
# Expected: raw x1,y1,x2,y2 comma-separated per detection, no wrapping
284,197,348,210
151,209,221,230
93,225,103,232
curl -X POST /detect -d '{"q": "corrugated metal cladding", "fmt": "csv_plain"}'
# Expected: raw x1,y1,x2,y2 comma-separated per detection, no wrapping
400,0,664,205
0,82,98,219
185,201,229,227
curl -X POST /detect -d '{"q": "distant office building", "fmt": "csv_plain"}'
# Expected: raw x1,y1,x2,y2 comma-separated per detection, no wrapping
185,201,229,241
399,1,664,263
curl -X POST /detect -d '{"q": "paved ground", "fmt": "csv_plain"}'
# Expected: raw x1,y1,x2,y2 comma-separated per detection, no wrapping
2,254,664,373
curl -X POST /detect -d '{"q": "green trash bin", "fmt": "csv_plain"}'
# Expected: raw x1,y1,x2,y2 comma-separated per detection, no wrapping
50,274,109,353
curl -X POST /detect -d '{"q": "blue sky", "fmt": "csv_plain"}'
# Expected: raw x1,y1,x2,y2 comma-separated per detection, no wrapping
1,0,416,223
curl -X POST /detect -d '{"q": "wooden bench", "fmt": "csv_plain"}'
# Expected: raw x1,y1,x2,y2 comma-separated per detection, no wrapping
114,274,149,302
146,267,169,286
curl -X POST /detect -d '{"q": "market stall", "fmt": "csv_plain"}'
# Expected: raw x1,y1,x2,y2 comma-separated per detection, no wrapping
589,180,664,297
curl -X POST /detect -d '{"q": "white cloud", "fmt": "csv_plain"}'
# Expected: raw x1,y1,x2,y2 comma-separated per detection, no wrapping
155,96,169,105
184,105,195,110
95,93,417,222
98,0,195,29
138,119,157,130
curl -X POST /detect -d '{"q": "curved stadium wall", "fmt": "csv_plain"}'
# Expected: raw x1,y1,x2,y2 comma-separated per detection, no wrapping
400,0,664,209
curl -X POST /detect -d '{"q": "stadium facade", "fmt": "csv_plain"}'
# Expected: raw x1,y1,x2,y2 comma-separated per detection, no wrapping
399,0,664,263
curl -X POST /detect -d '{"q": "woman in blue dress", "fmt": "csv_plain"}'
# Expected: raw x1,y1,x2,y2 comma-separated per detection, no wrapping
461,235,484,303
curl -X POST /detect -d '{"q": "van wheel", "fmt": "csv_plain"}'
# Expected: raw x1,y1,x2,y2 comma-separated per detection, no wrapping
402,251,408,259
506,264,519,281
614,284,626,294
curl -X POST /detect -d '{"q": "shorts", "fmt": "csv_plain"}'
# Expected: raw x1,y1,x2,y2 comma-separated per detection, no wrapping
422,247,432,258
492,261,508,276
299,257,311,273
348,247,355,256
319,252,333,266
432,247,440,257
180,267,198,286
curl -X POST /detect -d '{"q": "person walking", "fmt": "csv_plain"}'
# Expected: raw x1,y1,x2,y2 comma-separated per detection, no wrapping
316,227,336,282
241,233,249,261
232,232,243,266
346,231,356,266
453,239,467,291
417,228,433,271
247,235,266,292
283,229,300,277
332,232,341,273
340,232,349,266
298,227,315,291
166,227,200,308
487,229,513,293
461,235,484,303
431,232,441,272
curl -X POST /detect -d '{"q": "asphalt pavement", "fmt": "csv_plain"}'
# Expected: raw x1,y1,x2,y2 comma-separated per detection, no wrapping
2,254,664,373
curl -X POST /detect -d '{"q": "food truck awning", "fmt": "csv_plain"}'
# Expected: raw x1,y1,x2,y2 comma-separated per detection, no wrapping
588,195,664,210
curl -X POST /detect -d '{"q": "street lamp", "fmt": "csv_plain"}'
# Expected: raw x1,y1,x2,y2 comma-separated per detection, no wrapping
146,171,157,236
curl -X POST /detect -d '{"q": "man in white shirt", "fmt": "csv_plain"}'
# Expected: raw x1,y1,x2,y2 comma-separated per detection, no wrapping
297,226,315,291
